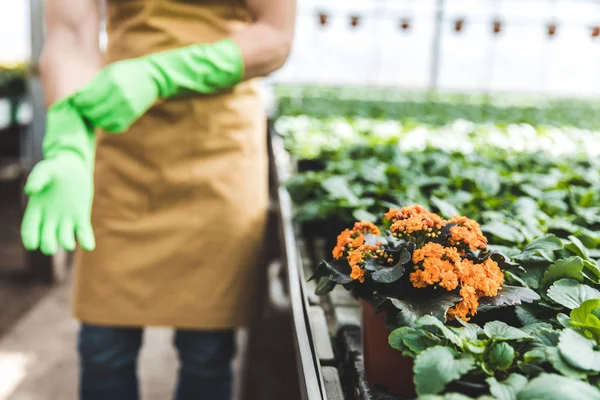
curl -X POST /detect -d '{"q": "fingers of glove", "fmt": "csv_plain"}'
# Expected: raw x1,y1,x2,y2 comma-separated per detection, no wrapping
40,217,59,256
58,219,76,252
21,204,43,251
24,162,55,195
75,221,96,251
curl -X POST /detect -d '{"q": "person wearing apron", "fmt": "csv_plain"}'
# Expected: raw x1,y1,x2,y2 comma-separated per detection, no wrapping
20,0,296,398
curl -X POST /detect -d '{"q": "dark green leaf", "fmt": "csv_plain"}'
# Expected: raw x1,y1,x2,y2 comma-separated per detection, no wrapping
517,374,600,400
505,271,529,288
483,321,533,341
311,260,353,284
413,346,476,395
515,304,541,325
363,258,382,272
372,265,405,283
487,342,515,370
547,279,600,309
478,285,540,311
388,291,461,328
396,247,412,265
487,374,528,400
518,265,546,290
541,257,585,289
315,277,336,295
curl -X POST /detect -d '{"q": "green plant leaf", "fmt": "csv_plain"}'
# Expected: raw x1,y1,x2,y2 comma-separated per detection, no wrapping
483,321,533,341
487,342,515,371
314,276,336,295
487,374,528,400
521,323,559,347
570,299,600,327
517,373,600,400
371,265,405,283
547,279,600,309
515,304,541,325
311,260,353,284
430,196,460,218
523,348,547,365
564,235,591,260
388,326,440,355
388,291,461,328
545,347,590,379
583,259,600,280
352,208,377,222
322,176,359,204
478,285,540,311
418,394,474,400
453,317,484,341
557,313,572,328
413,346,475,395
513,234,564,262
505,271,529,288
569,299,600,341
541,257,585,289
416,315,463,347
557,328,600,371
481,221,525,243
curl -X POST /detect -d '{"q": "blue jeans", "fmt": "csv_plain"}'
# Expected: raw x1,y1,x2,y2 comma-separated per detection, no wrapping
77,324,235,400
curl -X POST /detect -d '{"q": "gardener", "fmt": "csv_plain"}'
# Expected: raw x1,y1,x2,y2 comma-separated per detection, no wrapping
20,0,296,399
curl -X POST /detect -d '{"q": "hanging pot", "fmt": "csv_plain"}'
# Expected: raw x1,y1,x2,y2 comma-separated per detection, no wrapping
360,300,416,398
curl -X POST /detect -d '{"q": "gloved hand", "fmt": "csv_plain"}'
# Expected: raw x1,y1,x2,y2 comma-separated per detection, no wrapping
72,38,244,133
21,99,96,255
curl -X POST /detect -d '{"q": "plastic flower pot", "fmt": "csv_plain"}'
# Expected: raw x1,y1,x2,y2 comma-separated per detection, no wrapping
360,299,416,398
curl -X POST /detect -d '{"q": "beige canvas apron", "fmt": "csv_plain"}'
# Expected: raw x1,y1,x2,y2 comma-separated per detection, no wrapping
73,0,269,329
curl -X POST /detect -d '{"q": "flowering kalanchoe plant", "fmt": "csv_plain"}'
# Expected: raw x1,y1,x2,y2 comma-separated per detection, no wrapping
309,205,539,327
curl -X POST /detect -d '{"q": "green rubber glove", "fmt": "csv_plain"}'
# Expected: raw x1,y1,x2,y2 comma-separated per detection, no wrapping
72,38,244,133
21,99,96,255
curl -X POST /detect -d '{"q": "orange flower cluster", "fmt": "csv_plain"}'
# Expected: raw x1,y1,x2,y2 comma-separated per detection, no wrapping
332,221,382,284
328,207,503,320
410,243,462,291
409,242,505,321
385,205,446,238
448,216,487,251
446,258,504,320
332,221,380,260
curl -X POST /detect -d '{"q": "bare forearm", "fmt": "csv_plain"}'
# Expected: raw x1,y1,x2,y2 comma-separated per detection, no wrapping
233,23,293,80
41,0,101,107
233,0,296,80
40,37,101,107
